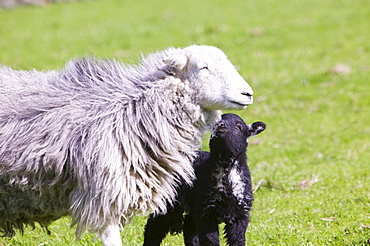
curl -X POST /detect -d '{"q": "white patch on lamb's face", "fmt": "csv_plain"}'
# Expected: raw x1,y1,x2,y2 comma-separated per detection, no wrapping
228,162,245,204
183,45,253,110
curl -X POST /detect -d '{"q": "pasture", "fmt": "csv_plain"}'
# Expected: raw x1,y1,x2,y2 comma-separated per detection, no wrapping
0,0,369,245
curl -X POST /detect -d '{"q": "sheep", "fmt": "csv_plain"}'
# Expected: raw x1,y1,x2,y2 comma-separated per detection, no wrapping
143,113,266,246
0,45,254,246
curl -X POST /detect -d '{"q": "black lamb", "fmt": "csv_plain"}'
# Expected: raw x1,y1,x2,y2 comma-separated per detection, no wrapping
143,113,266,246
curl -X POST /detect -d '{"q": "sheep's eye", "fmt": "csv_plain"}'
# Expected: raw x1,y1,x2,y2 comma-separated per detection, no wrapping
198,64,208,70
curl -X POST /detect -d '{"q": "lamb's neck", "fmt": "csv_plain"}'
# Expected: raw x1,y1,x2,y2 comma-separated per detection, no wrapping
211,152,247,171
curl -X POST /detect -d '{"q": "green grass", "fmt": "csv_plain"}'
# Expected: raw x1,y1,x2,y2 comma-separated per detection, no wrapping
0,0,369,245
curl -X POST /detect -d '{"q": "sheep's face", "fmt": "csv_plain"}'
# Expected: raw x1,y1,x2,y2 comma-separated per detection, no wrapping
163,45,253,110
210,113,266,157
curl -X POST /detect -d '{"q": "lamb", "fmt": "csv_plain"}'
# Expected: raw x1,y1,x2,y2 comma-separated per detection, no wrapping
143,113,266,246
0,45,253,246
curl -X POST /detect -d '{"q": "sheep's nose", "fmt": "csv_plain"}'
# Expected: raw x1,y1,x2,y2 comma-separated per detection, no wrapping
242,91,253,104
242,92,253,97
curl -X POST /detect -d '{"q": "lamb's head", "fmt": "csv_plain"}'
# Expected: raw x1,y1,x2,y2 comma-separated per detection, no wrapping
210,113,266,157
163,45,253,110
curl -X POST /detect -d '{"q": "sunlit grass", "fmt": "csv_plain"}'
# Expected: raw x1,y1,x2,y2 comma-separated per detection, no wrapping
0,0,369,244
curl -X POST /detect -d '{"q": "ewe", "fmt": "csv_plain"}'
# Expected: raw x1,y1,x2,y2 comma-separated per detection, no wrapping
0,45,253,246
144,113,266,246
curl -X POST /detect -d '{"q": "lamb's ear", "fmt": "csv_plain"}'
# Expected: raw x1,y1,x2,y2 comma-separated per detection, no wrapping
163,54,188,70
248,122,266,137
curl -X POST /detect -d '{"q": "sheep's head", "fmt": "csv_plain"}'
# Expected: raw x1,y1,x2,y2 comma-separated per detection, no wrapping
163,45,253,110
210,113,266,157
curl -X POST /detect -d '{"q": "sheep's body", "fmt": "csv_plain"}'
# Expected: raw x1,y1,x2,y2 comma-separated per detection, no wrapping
143,114,266,246
0,45,253,246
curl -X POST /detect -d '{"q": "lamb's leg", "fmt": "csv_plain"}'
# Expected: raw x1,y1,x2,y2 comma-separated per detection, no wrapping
143,215,171,246
195,216,219,246
101,223,122,246
183,214,199,246
143,205,184,246
224,218,249,246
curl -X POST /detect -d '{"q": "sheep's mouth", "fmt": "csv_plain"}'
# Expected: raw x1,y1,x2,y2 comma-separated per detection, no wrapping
229,100,250,107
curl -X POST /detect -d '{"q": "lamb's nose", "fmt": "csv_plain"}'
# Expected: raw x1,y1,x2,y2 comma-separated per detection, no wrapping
217,121,226,128
215,121,227,133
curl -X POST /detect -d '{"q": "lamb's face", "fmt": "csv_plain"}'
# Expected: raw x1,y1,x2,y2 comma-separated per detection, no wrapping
163,45,253,110
210,113,266,156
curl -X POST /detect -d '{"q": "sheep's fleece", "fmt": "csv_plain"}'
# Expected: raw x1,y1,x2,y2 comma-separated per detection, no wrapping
0,45,253,246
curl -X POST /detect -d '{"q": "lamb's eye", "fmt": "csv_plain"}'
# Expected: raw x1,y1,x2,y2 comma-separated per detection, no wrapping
236,123,243,131
200,66,208,70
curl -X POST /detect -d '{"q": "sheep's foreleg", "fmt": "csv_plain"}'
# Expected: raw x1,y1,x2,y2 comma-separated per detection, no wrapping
101,223,122,246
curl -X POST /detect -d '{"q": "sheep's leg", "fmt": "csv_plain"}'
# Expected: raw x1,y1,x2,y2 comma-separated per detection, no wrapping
224,218,249,246
194,216,219,246
183,214,199,246
101,223,122,246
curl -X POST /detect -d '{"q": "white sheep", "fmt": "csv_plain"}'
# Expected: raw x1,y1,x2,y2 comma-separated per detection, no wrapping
0,45,253,246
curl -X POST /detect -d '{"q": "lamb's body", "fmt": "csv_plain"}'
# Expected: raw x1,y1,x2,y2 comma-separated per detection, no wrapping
143,114,266,246
0,45,253,246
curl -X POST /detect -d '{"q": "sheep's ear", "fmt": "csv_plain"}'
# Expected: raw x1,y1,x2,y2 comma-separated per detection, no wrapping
248,122,266,137
163,54,188,70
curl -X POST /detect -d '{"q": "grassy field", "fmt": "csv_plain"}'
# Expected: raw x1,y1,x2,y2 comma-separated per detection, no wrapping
0,0,369,245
